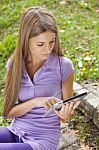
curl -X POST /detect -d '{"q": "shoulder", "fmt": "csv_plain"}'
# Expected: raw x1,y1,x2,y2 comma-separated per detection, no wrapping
59,56,73,66
59,55,74,71
59,55,74,81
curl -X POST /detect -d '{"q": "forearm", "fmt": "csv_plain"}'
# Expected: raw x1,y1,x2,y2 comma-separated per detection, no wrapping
7,96,63,119
7,97,43,119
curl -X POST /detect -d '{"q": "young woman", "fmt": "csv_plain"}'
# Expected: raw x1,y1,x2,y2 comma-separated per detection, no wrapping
0,6,80,150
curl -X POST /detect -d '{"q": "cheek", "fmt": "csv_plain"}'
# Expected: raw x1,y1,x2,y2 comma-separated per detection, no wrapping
29,43,33,52
32,47,42,56
51,43,55,49
29,44,37,54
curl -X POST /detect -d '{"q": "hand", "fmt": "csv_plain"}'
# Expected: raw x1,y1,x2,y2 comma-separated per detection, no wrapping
54,100,81,123
34,96,61,109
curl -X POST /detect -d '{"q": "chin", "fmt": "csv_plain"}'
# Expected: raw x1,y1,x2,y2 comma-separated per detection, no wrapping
42,54,50,60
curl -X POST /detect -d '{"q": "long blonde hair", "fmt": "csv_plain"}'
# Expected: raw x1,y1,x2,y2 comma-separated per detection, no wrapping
3,6,64,117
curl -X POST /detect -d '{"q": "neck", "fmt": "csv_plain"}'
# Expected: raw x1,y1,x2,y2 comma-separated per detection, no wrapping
26,56,45,71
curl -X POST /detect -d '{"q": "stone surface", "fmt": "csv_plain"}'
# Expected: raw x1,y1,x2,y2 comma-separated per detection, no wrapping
59,81,99,150
74,81,99,128
59,122,82,150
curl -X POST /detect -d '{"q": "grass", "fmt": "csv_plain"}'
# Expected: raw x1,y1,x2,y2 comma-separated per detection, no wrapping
0,0,99,82
0,0,99,147
70,109,99,149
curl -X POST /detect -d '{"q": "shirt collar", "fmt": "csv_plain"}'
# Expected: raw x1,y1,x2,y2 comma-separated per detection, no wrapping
42,53,61,69
22,52,60,71
21,53,61,86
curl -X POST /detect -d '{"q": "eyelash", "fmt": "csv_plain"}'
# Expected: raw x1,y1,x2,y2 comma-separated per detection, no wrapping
37,41,55,47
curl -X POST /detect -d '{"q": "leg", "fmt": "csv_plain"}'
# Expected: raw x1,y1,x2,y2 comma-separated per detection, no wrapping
0,127,18,143
0,143,33,150
0,127,33,150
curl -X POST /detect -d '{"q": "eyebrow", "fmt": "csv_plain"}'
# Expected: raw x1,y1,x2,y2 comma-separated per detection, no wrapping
36,37,56,43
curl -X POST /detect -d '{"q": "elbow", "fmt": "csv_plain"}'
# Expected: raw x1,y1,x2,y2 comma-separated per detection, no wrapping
3,111,14,119
6,115,13,119
6,111,14,119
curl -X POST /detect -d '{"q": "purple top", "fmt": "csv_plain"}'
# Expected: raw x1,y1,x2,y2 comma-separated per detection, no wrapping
7,53,74,150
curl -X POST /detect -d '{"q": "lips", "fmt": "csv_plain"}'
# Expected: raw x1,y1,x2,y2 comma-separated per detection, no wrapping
42,54,49,57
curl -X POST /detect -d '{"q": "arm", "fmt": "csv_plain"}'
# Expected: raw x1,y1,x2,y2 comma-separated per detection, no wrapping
62,72,74,100
7,97,41,119
7,96,61,119
55,72,80,122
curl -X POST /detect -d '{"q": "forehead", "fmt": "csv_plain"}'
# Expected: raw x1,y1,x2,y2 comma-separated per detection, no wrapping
30,31,56,42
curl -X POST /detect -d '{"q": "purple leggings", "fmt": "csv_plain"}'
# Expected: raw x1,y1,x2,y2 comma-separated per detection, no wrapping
0,127,32,150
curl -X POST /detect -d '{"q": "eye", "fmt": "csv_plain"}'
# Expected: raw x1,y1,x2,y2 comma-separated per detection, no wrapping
50,40,55,44
37,43,44,47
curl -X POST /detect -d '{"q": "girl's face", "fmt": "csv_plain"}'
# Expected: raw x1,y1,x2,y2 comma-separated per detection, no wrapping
28,31,56,62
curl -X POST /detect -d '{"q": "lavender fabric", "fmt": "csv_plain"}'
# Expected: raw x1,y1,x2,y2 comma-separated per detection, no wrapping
6,53,74,150
0,127,32,150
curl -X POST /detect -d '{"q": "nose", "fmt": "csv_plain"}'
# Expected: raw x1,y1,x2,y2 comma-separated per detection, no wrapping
45,44,51,54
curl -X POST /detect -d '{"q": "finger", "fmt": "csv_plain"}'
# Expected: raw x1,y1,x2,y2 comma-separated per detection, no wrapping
71,110,75,115
54,104,64,116
64,103,69,114
60,104,65,113
45,98,56,109
65,104,75,121
44,102,50,109
73,100,81,110
49,98,56,105
67,102,74,113
46,101,52,108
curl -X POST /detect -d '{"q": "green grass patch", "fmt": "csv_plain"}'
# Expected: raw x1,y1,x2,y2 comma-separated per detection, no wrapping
0,0,99,82
71,109,99,149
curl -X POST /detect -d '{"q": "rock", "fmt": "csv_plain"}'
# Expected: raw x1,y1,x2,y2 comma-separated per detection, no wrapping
73,82,99,128
59,81,99,149
59,122,81,150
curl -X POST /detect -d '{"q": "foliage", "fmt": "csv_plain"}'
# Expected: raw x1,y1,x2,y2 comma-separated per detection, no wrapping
0,34,17,61
0,0,99,82
71,109,99,149
0,117,11,127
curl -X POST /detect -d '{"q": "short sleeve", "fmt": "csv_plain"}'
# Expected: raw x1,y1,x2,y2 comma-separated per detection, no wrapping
60,56,74,81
